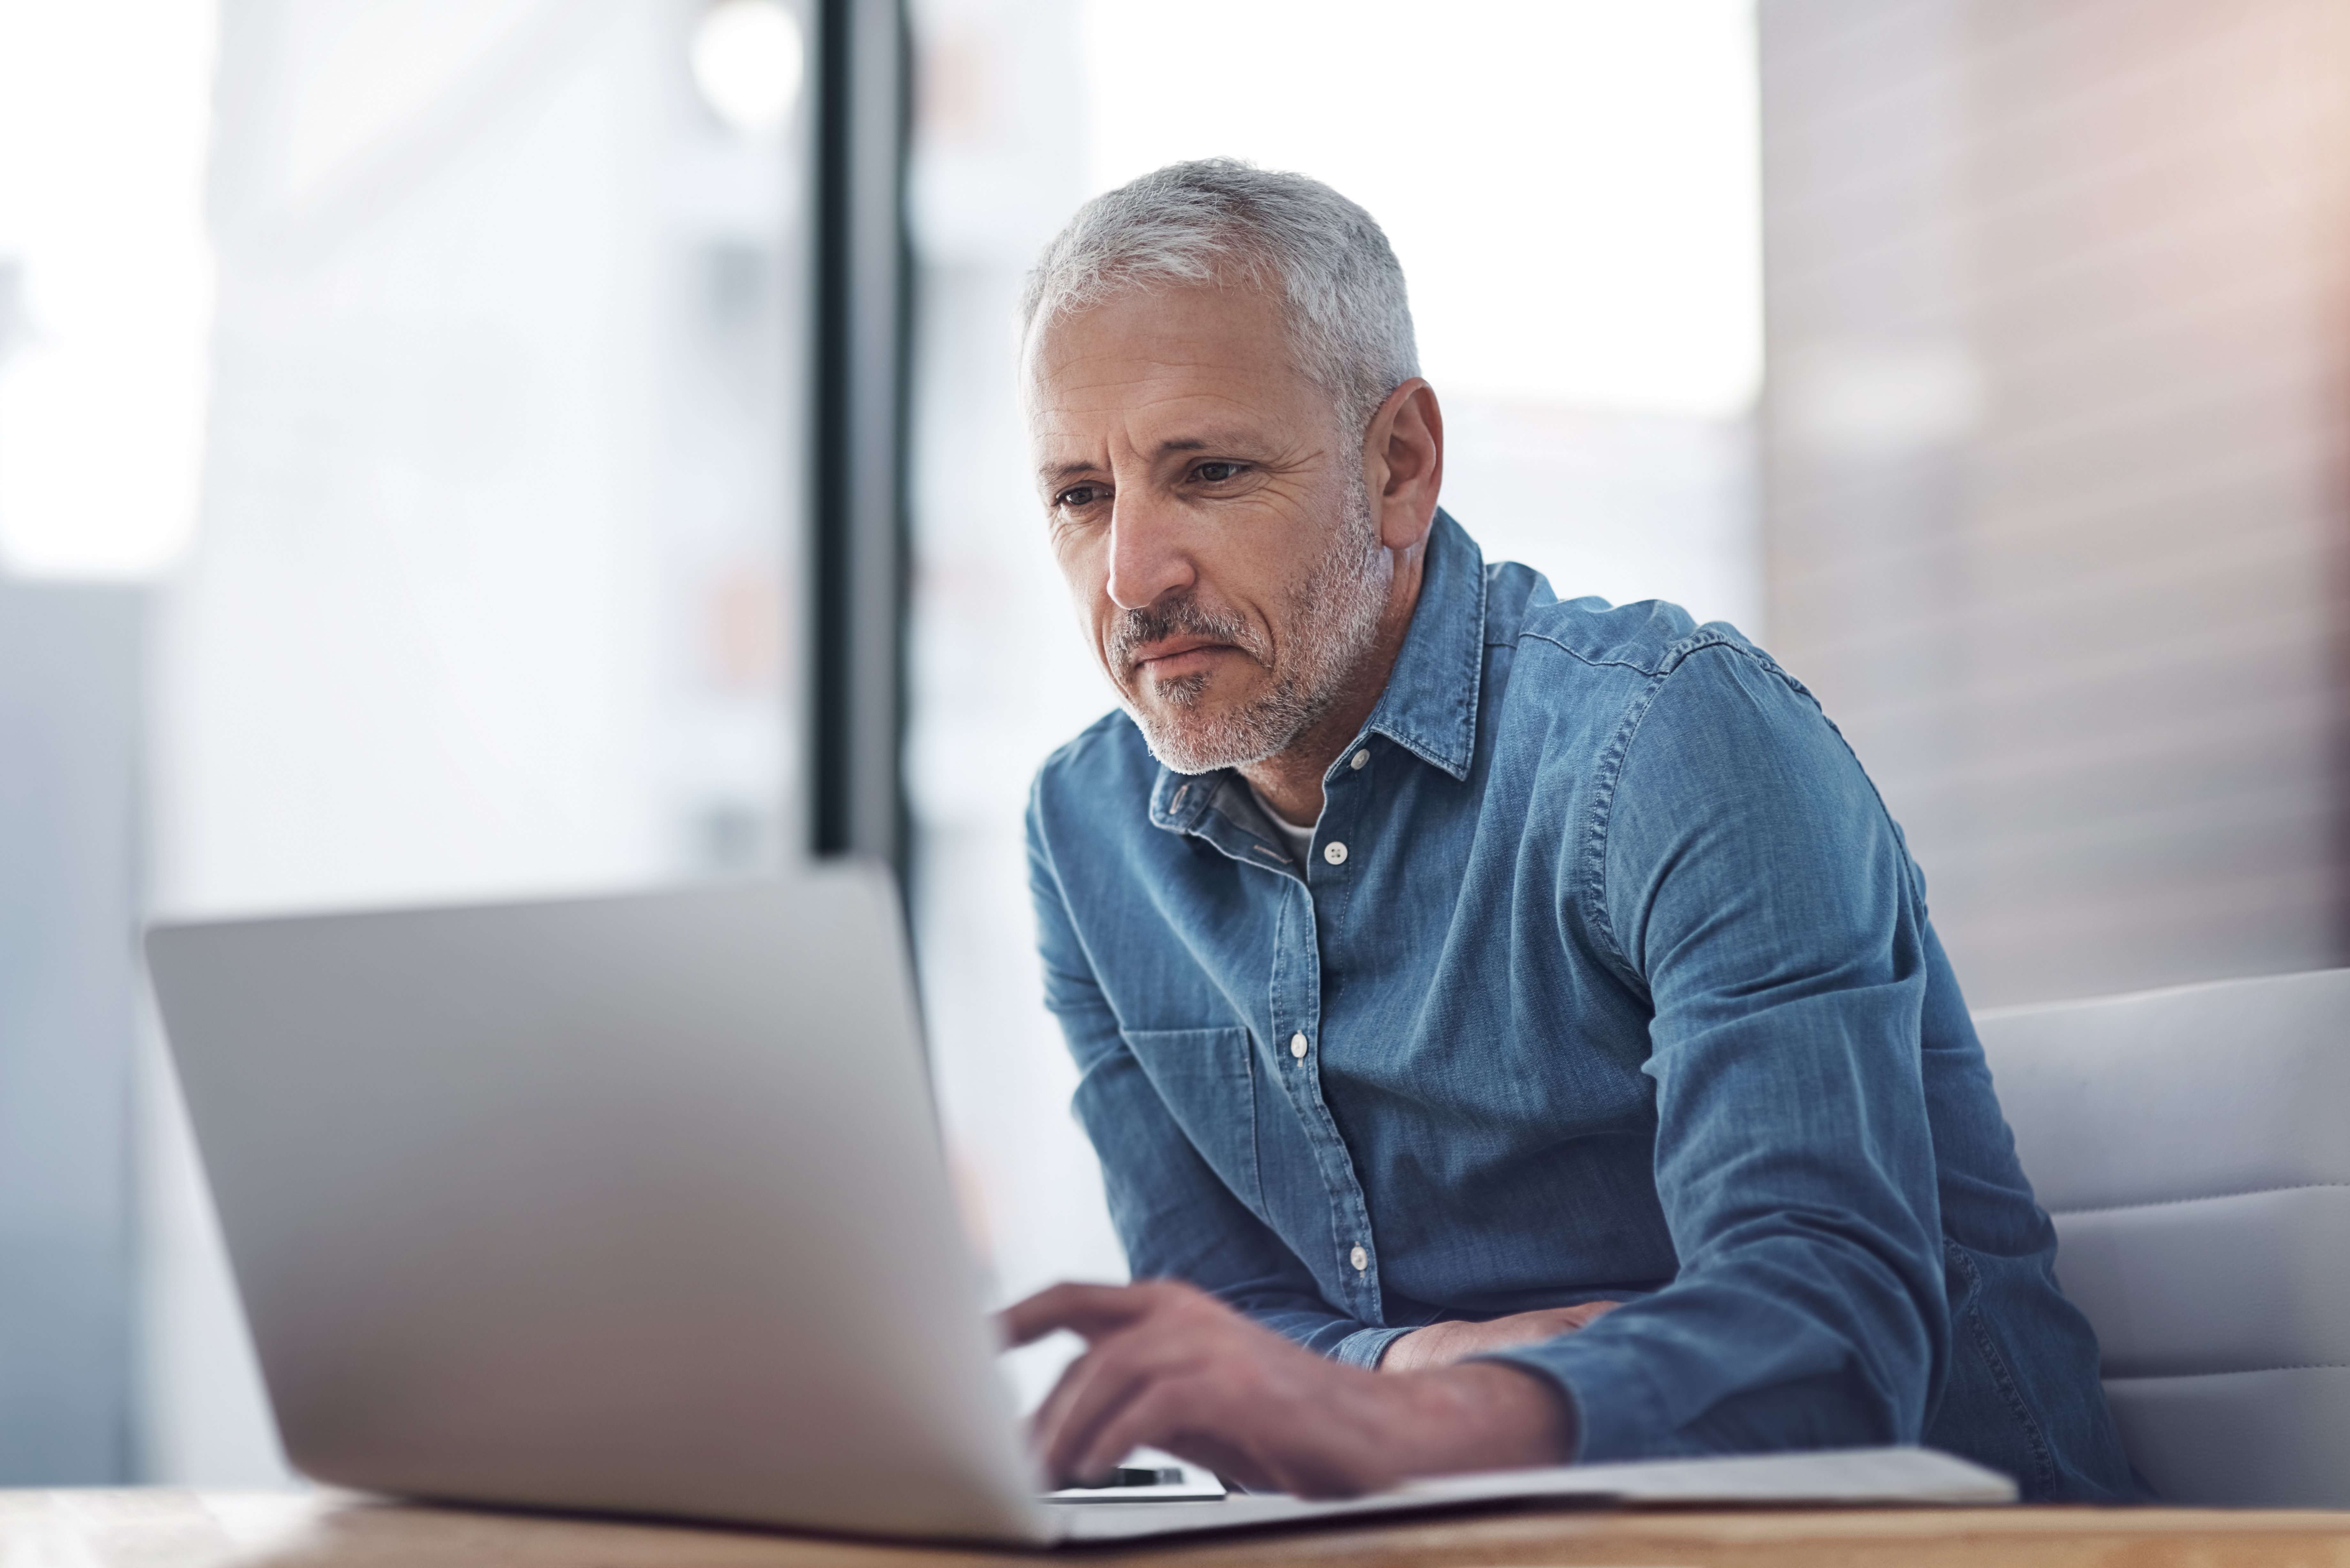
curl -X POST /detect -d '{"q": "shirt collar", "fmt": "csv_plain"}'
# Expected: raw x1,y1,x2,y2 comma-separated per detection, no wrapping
1147,510,1487,838
1361,508,1485,782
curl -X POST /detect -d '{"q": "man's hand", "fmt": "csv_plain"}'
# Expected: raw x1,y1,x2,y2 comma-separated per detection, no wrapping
1001,1279,1574,1499
1378,1301,1622,1374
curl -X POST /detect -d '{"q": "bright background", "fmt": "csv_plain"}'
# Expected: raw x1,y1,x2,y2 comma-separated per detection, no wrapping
3,0,812,1481
22,0,2310,1493
0,0,1766,1480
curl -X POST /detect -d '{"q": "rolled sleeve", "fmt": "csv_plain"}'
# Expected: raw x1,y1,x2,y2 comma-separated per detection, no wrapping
1332,1325,1416,1370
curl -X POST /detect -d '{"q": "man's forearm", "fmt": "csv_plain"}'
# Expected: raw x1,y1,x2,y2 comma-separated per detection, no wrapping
1391,1362,1579,1475
1379,1302,1622,1374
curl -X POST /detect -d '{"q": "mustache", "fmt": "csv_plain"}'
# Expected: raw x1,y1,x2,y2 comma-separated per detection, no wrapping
1107,595,1260,671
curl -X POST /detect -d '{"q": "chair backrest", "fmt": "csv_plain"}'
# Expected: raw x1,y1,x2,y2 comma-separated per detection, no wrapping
1975,967,2350,1507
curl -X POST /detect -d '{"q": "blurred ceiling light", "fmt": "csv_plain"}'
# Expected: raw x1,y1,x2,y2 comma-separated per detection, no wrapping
690,0,804,137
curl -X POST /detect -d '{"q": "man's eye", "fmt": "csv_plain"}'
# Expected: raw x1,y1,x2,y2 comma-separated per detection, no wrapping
1193,461,1246,483
1054,485,1106,509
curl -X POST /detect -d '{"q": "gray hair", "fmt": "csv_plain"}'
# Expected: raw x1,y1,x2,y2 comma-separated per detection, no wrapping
1018,158,1419,437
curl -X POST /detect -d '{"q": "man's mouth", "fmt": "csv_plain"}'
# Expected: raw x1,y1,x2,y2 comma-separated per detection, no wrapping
1132,638,1233,680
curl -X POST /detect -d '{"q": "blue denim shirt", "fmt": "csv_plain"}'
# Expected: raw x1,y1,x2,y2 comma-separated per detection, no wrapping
1025,512,2145,1502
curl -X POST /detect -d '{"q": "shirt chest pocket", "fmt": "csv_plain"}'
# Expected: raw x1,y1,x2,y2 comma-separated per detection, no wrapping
1120,1026,1263,1217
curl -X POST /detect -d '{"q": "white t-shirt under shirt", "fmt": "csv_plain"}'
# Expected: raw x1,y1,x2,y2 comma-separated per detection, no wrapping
1246,780,1316,862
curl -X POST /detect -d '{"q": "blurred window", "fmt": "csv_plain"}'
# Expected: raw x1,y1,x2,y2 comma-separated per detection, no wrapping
0,0,216,1487
139,0,814,1481
170,0,810,918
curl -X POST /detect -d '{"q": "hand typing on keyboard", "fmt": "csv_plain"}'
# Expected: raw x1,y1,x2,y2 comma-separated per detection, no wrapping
1002,1279,1576,1499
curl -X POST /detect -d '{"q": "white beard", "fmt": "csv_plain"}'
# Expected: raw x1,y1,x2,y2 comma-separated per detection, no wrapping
1118,470,1391,776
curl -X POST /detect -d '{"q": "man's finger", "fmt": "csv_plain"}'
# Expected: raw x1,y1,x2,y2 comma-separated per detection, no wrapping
1035,1340,1160,1485
1155,1430,1278,1496
1038,1323,1201,1485
1070,1376,1201,1485
1025,1336,1114,1469
1025,1315,1182,1478
1000,1280,1158,1349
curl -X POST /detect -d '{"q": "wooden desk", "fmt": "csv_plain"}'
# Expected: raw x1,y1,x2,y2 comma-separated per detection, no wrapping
7,1490,2350,1568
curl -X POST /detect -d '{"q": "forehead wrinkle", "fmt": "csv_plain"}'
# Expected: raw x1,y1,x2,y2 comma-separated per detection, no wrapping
1040,367,1306,427
1032,386,1300,475
1027,299,1338,481
1046,336,1269,378
1028,329,1306,416
1038,358,1290,421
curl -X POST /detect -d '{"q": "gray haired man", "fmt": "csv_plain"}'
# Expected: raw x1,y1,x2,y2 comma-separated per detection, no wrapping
1005,160,2142,1503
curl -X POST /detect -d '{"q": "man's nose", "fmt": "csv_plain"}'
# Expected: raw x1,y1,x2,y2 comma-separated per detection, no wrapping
1104,494,1195,612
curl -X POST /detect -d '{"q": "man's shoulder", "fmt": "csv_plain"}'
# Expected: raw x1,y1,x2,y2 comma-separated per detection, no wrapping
1485,559,1779,685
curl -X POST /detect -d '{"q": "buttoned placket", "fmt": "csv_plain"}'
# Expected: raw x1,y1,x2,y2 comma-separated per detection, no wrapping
1148,746,1389,1323
1128,516,1487,1346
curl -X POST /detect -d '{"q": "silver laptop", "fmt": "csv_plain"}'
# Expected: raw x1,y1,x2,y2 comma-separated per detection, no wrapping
144,867,2013,1544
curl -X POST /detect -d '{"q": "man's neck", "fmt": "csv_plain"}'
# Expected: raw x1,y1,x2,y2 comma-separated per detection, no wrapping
1239,546,1427,827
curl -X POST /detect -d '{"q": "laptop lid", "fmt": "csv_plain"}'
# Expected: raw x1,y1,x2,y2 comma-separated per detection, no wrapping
145,869,1048,1542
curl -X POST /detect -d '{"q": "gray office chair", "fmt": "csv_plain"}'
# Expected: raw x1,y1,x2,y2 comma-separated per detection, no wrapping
1976,967,2350,1507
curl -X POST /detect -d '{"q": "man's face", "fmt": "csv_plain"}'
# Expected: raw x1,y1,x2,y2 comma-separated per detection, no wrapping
1025,281,1390,775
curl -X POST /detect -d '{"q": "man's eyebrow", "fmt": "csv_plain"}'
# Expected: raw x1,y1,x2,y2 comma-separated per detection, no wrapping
1037,435,1248,485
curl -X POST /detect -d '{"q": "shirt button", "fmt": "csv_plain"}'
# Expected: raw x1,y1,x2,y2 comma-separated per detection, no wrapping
1323,841,1348,866
1350,1245,1368,1272
1290,1032,1308,1060
1349,749,1369,770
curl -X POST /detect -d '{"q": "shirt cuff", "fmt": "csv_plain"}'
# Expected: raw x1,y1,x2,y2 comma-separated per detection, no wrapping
1330,1325,1415,1370
1475,1336,1672,1465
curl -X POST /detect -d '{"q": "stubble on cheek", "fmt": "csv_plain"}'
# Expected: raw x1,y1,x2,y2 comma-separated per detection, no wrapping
1111,470,1386,776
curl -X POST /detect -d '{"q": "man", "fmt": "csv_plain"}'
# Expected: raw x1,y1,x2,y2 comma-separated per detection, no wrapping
1009,159,2144,1504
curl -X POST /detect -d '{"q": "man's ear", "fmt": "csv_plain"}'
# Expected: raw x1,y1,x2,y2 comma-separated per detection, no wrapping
1364,379,1444,553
